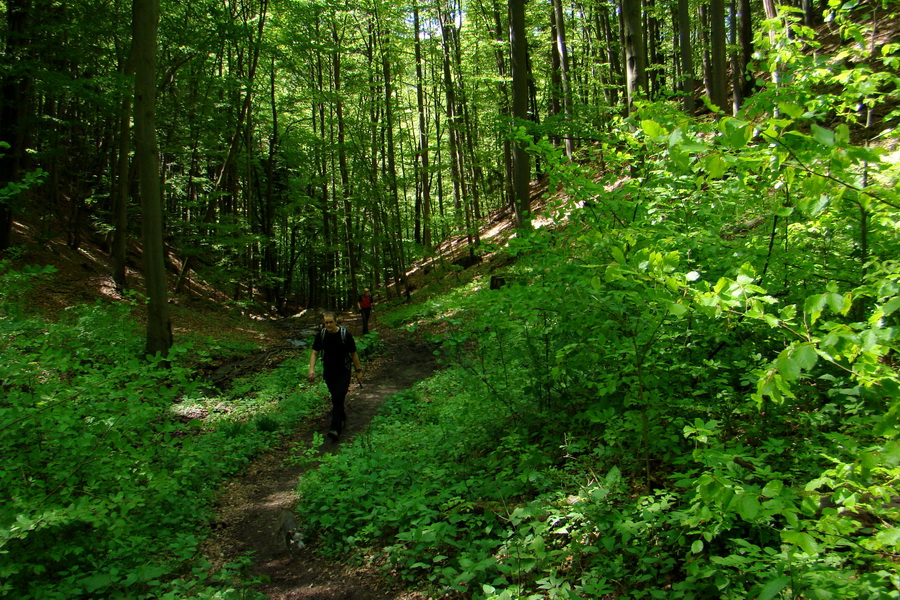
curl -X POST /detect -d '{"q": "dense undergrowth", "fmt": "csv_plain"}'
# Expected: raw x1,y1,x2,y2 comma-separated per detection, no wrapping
291,13,900,600
2,5,899,599
0,269,358,600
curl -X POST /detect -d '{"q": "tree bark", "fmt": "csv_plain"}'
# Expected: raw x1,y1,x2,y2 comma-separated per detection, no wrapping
413,4,432,249
551,0,574,159
708,0,728,112
132,0,172,357
112,52,133,293
677,0,696,113
621,0,647,116
509,0,531,228
330,20,358,299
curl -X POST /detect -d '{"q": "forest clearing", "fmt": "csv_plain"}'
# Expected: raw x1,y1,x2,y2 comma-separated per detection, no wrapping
2,0,899,598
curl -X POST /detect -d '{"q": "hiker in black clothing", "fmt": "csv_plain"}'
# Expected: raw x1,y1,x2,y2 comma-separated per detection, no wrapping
308,312,363,440
358,288,374,335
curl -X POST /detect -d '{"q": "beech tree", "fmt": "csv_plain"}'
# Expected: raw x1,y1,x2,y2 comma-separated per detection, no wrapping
509,0,532,228
621,0,647,114
132,0,171,356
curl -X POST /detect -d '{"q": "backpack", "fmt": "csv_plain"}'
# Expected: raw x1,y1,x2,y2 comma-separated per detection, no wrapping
320,326,348,345
320,326,352,370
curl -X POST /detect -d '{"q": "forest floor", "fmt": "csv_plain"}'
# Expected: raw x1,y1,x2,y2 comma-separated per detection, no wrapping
200,310,440,600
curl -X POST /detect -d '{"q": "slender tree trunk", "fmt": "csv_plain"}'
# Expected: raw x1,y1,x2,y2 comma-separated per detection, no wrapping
621,0,646,116
677,0,696,113
551,0,574,159
490,0,513,216
132,0,172,357
263,54,279,304
709,0,728,112
112,58,132,293
738,0,755,100
376,9,407,283
413,5,432,249
729,0,742,113
762,0,782,99
598,4,620,107
509,0,531,228
331,21,358,299
439,8,465,229
175,0,267,293
446,12,482,245
699,4,712,101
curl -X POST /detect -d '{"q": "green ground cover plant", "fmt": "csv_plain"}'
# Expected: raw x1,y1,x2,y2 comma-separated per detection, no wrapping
0,265,326,600
290,13,899,597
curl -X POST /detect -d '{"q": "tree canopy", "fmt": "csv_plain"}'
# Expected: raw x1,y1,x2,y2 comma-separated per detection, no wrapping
1,0,899,598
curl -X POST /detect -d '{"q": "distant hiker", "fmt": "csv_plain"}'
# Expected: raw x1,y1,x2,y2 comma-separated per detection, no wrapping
357,288,374,335
308,312,363,441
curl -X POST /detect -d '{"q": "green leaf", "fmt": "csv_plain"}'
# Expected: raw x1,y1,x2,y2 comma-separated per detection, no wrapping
706,154,727,179
736,494,760,520
761,480,784,498
792,343,818,371
641,120,668,140
758,576,792,600
778,102,805,118
875,527,900,548
782,530,818,555
804,293,828,324
882,297,900,316
669,303,688,316
775,349,802,381
811,124,835,146
691,540,704,553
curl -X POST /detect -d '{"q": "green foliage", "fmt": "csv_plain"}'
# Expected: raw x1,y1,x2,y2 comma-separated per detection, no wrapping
0,269,319,599
290,15,899,597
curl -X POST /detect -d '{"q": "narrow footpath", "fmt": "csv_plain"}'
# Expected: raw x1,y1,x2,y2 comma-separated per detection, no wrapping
202,313,439,600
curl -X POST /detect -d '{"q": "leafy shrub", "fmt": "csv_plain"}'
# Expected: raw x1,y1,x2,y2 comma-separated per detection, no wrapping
0,269,321,599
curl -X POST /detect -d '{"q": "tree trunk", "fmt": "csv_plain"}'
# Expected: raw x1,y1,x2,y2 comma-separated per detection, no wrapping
112,55,132,293
377,9,407,286
621,0,646,116
738,0,755,100
708,0,728,112
551,0,574,159
509,0,531,228
677,0,696,113
598,3,620,107
132,0,172,357
331,20,358,299
490,0,514,216
439,8,465,229
413,5,432,249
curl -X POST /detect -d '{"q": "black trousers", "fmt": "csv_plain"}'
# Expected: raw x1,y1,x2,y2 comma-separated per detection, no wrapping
360,307,371,335
324,370,351,434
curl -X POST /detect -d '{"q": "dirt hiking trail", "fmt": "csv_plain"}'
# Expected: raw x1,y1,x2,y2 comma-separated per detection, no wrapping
202,312,438,600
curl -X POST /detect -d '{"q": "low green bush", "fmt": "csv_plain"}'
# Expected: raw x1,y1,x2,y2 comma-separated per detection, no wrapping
0,263,323,599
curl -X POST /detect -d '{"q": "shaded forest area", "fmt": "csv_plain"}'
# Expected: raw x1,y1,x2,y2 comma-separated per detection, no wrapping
2,0,900,599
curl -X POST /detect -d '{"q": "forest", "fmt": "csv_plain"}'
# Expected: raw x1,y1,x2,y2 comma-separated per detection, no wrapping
1,0,899,598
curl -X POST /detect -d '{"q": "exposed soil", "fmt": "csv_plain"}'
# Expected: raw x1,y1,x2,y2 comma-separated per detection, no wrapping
201,310,440,600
